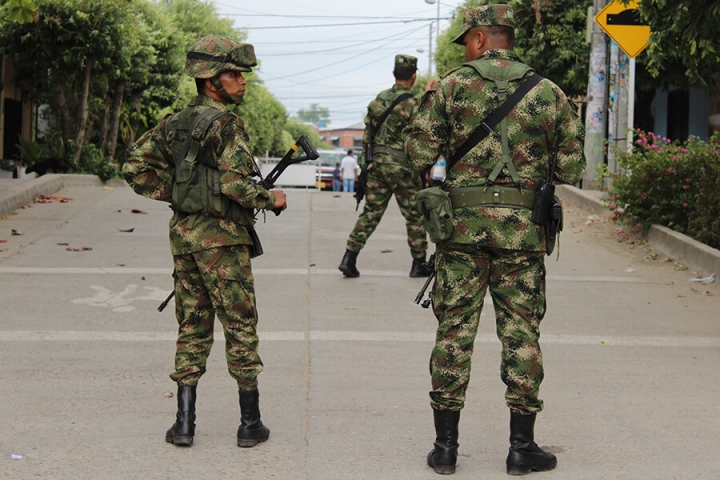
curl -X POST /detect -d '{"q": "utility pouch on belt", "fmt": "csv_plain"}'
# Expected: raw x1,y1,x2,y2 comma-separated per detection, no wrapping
531,141,563,256
416,187,454,243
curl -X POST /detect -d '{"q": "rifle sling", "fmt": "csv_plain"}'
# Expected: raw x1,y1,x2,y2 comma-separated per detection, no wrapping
446,74,543,172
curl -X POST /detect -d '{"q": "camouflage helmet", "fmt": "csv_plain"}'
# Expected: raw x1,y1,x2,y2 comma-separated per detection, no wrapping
452,4,515,45
185,35,257,79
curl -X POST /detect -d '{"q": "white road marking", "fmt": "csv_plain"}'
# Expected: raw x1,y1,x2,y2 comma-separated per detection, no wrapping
0,330,717,347
71,285,170,312
0,266,661,283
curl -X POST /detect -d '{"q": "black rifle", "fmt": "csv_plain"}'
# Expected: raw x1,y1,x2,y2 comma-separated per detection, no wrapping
158,135,319,312
413,253,436,308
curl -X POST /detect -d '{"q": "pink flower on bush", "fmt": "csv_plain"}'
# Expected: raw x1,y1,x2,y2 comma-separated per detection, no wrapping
666,167,675,173
683,185,689,190
683,203,688,208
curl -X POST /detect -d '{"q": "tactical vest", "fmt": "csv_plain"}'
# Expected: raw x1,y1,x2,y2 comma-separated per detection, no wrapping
165,107,255,227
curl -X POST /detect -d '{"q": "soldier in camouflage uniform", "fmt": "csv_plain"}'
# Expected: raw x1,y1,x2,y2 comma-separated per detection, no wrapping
338,54,432,278
122,35,286,449
404,5,585,476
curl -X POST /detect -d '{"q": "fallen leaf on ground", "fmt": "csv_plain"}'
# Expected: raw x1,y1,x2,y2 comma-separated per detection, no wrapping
66,247,81,251
164,392,174,398
131,209,147,214
345,306,358,310
309,263,316,267
1,216,10,220
381,249,393,253
0,239,6,243
0,248,7,252
703,291,714,296
35,194,71,203
82,246,92,251
624,267,635,273
116,263,125,267
11,229,24,236
119,228,135,233
102,187,113,191
57,242,69,245
115,210,122,213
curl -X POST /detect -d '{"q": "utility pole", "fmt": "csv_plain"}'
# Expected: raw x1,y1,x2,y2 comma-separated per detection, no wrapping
607,40,629,176
583,0,609,189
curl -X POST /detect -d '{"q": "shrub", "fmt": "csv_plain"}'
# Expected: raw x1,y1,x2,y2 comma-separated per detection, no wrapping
602,130,720,249
74,142,121,181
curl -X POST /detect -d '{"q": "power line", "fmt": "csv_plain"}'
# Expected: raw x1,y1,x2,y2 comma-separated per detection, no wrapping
238,18,449,30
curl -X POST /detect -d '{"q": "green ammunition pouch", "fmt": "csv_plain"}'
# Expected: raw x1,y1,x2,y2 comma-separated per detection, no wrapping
166,107,255,229
415,187,454,243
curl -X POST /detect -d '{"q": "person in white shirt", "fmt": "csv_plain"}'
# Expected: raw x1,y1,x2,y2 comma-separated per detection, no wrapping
340,150,359,193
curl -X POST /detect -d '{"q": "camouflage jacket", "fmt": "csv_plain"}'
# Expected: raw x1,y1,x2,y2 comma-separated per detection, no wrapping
362,84,418,165
122,95,276,255
405,50,586,251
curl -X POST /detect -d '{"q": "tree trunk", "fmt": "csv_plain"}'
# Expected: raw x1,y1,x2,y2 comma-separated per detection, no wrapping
118,90,142,165
51,67,73,143
97,89,109,149
71,61,93,167
104,78,126,161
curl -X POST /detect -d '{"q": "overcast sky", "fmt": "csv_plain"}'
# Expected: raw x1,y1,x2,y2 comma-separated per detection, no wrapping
215,0,465,129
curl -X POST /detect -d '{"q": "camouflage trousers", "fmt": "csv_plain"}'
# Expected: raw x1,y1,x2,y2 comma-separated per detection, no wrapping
171,244,263,391
430,242,546,414
346,162,428,259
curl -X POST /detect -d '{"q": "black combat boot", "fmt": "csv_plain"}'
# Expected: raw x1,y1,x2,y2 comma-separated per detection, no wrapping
165,385,197,446
506,412,557,475
427,408,460,475
237,389,270,447
410,257,433,277
338,250,360,277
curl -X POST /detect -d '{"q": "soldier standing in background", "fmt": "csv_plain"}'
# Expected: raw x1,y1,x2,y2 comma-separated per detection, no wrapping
122,35,286,449
405,5,585,476
338,54,432,278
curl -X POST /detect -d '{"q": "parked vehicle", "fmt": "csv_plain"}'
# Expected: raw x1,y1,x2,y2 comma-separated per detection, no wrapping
310,149,346,190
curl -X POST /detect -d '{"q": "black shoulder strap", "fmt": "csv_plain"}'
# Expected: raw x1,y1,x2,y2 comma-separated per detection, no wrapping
371,92,414,133
446,74,543,172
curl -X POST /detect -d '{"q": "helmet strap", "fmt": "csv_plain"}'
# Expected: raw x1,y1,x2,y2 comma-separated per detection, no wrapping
210,76,244,105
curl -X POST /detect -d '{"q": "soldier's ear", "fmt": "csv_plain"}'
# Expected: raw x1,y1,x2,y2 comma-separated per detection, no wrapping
205,78,218,93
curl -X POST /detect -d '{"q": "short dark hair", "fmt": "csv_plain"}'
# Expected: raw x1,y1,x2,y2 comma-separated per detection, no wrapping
393,66,416,81
347,149,354,155
479,25,515,48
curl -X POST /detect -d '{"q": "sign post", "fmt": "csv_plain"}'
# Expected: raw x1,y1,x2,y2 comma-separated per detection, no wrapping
595,0,651,152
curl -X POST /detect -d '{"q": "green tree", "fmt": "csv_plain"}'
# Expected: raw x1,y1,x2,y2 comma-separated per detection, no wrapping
631,0,720,88
0,0,139,165
284,119,331,151
297,103,331,127
435,0,592,99
1,0,36,23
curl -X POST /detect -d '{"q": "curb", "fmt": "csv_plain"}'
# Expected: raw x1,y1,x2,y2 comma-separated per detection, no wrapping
0,174,126,217
557,185,720,277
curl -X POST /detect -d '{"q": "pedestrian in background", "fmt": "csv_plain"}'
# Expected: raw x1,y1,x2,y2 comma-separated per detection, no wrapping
405,5,585,476
340,149,359,193
123,35,286,449
332,162,342,192
338,54,431,278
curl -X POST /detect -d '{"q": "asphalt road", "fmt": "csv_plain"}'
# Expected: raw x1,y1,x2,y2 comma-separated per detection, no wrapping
1,184,719,479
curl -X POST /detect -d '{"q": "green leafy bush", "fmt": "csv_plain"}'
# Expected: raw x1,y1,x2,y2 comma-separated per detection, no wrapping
602,130,720,249
74,142,121,181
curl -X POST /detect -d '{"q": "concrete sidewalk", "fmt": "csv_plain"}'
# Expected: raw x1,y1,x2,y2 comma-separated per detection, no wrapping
1,178,719,479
